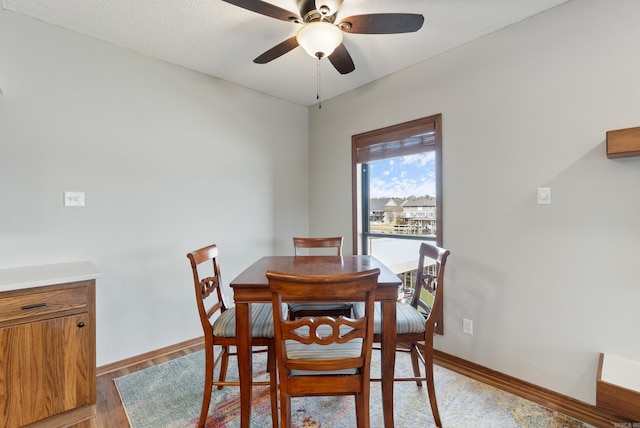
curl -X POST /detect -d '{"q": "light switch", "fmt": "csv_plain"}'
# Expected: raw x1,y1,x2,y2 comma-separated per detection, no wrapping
537,187,551,205
64,191,85,207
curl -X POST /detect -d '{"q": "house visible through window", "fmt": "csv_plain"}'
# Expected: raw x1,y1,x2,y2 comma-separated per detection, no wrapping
351,114,444,333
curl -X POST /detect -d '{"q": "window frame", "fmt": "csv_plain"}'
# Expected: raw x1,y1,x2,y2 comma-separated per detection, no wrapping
351,114,443,254
351,114,444,334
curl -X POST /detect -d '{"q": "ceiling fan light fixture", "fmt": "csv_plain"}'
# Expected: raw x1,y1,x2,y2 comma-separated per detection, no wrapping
296,21,343,58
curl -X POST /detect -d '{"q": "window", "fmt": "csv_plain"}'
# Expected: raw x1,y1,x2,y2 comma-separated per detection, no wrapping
351,114,443,333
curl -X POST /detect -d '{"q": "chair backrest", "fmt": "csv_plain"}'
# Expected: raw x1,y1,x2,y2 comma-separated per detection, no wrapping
411,243,450,335
293,236,343,256
186,244,228,338
267,268,379,374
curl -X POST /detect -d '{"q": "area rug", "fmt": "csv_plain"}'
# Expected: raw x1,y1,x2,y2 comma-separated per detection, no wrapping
114,347,593,428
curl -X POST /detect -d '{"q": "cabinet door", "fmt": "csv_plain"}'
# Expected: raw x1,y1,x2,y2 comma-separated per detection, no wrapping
0,312,92,428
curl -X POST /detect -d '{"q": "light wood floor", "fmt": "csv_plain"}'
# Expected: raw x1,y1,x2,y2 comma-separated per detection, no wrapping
72,339,205,428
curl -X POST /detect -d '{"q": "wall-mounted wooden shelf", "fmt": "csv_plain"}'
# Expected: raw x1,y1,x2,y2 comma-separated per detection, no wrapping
607,126,640,158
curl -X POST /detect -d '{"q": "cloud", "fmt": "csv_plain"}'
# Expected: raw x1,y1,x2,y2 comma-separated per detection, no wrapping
369,153,436,198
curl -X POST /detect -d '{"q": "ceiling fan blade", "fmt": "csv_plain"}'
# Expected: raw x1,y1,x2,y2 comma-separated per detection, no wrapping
328,43,355,74
221,0,300,22
339,13,424,34
254,36,299,64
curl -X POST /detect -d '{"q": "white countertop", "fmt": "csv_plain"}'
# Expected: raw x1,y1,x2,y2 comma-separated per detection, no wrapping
601,353,640,392
0,261,100,292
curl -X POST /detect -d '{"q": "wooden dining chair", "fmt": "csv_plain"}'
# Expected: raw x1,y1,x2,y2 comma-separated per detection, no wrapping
353,242,450,428
288,236,353,319
187,244,278,428
293,236,343,256
267,268,380,428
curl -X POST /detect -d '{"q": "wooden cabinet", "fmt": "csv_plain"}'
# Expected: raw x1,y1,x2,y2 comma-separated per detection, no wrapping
0,263,98,428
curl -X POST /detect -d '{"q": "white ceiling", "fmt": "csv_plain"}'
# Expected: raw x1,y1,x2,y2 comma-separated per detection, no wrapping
3,0,571,106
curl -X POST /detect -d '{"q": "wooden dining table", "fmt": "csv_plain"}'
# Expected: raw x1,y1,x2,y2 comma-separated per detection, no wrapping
230,255,402,428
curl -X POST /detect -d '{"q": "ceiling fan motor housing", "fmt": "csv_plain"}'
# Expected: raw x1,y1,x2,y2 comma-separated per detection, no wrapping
297,0,340,22
315,0,343,16
297,0,317,18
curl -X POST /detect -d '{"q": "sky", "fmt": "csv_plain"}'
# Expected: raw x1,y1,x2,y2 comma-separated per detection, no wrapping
368,152,436,199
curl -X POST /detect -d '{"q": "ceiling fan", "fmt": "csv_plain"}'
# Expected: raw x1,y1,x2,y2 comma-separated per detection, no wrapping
221,0,424,74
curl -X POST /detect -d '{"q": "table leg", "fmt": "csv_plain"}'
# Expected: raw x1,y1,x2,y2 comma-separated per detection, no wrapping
236,302,253,428
381,299,397,428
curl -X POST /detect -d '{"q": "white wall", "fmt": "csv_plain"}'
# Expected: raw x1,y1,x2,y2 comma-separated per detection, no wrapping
0,12,309,365
0,6,4,94
309,0,640,404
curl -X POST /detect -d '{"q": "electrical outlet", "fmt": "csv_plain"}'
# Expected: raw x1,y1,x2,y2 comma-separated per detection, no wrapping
463,318,474,335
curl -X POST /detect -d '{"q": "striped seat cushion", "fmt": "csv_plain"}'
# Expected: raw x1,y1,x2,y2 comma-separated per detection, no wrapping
212,303,283,338
286,325,362,375
352,302,426,335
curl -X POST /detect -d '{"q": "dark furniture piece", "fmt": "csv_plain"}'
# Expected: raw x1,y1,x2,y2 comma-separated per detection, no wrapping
187,244,277,428
230,255,402,428
288,236,352,319
267,268,380,428
354,242,450,427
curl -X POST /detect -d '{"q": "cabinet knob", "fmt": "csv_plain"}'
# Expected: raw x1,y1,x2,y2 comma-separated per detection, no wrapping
77,322,85,328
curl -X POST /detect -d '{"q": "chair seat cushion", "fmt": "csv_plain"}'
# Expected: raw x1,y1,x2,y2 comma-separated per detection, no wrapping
287,302,352,312
352,302,426,335
286,325,361,375
212,303,283,338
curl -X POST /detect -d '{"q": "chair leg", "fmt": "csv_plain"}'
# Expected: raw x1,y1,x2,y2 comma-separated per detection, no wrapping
423,338,441,428
268,343,279,428
355,393,363,428
198,345,215,428
216,345,229,390
280,392,291,428
355,385,370,428
363,383,370,428
410,343,423,387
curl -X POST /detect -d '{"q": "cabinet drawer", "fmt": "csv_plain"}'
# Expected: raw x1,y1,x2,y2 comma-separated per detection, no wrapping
0,286,88,324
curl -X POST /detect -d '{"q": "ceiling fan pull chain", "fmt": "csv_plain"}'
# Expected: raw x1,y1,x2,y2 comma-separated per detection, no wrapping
317,56,322,109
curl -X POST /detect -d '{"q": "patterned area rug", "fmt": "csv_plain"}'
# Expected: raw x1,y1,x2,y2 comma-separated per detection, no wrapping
114,348,593,427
